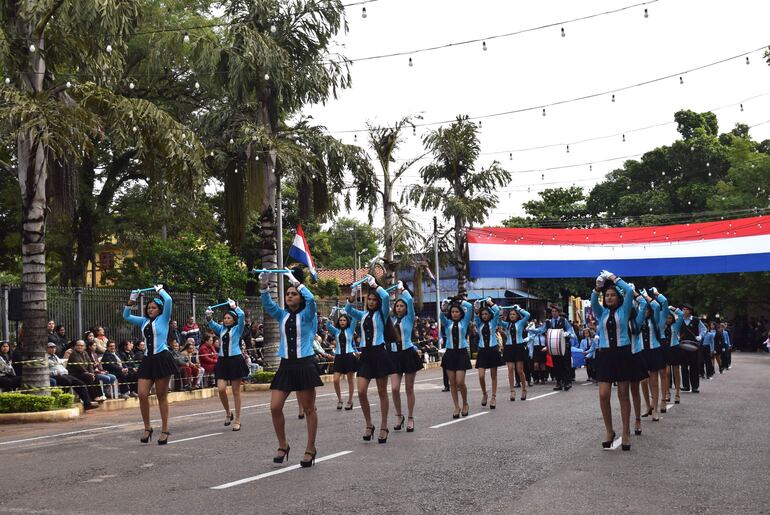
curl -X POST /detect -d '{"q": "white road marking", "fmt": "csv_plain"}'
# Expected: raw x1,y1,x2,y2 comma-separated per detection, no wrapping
168,432,222,444
211,451,353,489
526,391,560,401
429,412,488,429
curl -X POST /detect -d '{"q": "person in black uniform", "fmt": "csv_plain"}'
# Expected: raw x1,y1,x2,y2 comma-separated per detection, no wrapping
679,304,705,394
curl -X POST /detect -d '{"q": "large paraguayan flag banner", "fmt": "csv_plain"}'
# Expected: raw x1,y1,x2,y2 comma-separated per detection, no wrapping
467,215,770,278
288,224,318,281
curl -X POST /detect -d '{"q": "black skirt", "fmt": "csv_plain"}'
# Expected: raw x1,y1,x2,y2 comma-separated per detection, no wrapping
357,345,396,379
270,357,323,392
531,346,547,364
643,347,667,372
137,350,179,380
594,346,645,383
667,345,683,366
333,353,359,374
442,348,472,371
476,346,503,368
393,348,424,374
503,344,528,363
214,355,250,381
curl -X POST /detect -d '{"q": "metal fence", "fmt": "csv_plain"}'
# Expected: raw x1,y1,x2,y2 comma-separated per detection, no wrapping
0,284,339,344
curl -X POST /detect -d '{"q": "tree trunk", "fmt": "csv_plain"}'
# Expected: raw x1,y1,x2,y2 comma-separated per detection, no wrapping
18,132,51,394
382,178,395,286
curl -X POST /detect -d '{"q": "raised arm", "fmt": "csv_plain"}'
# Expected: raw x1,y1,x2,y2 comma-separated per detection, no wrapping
122,306,145,327
376,286,390,321
634,296,647,328
344,301,365,321
207,318,224,335
656,293,669,332
157,287,172,324
591,290,605,321
298,284,317,324
260,290,285,322
461,300,473,327
400,289,415,320
324,320,340,338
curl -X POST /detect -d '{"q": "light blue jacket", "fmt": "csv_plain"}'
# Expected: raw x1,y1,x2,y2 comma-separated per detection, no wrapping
261,285,317,359
208,306,245,357
474,304,502,349
391,290,417,352
590,278,634,349
123,288,172,355
325,321,358,355
440,301,473,350
345,286,389,348
499,307,531,346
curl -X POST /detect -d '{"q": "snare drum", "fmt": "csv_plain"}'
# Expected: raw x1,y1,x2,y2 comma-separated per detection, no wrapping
546,329,567,356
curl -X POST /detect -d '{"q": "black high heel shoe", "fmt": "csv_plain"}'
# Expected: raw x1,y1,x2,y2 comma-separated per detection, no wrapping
378,428,389,444
394,414,405,431
363,425,375,441
140,427,153,443
157,431,170,445
634,418,642,435
224,412,234,426
481,393,488,407
621,443,631,451
602,431,616,449
300,449,317,468
461,404,469,417
344,401,354,410
642,408,653,418
273,445,290,464
406,417,415,433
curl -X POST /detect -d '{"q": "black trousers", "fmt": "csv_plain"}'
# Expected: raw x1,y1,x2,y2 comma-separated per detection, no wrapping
721,348,731,370
681,349,701,391
700,346,714,377
551,350,572,386
0,375,22,391
442,364,449,389
52,374,92,405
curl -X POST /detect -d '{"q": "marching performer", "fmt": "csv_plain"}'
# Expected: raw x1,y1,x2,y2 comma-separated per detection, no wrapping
261,269,322,468
345,275,395,444
205,298,248,431
530,305,576,391
440,297,474,419
123,285,178,445
473,298,503,409
500,304,531,400
325,308,358,411
679,304,706,394
389,282,423,431
637,290,666,421
592,270,635,451
656,290,684,405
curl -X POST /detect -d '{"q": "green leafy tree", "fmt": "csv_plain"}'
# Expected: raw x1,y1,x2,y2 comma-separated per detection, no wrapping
404,115,511,296
0,0,204,392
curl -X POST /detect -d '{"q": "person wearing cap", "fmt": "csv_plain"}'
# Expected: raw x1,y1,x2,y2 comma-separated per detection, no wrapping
46,342,99,409
530,304,576,391
325,308,359,411
206,299,248,431
123,284,178,445
499,304,531,401
678,303,706,394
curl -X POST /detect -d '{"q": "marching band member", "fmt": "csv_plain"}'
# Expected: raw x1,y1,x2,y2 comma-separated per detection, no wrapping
261,269,323,468
500,304,531,401
656,290,684,405
440,297,474,419
325,309,358,411
206,299,249,431
679,304,707,394
473,298,503,409
592,270,635,451
345,275,395,444
123,284,178,445
637,290,667,421
530,305,576,391
389,282,423,432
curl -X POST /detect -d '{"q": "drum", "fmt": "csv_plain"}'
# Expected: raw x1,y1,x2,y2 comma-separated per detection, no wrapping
679,340,700,353
546,329,567,356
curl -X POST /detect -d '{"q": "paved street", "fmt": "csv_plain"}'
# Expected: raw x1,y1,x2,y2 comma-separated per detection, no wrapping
1,353,768,515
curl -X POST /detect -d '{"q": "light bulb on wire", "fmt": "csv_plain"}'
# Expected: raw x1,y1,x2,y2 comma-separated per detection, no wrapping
740,103,744,112
362,6,367,18
644,8,649,18
29,44,36,52
482,41,487,51
560,27,565,37
129,81,135,90
509,153,513,161
566,145,570,153
542,108,546,117
264,73,270,80
106,43,113,53
270,24,277,34
622,134,626,142
679,76,684,85
66,81,71,88
194,81,200,89
183,31,190,43
746,56,750,65
408,57,413,67
611,94,615,103
3,78,9,85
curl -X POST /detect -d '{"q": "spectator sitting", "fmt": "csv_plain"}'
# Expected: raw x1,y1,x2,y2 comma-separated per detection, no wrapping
93,326,109,355
180,340,202,389
181,316,201,347
198,334,218,386
312,334,334,375
240,342,260,379
47,342,99,409
66,339,104,402
48,324,68,358
132,340,146,367
118,340,138,374
168,320,183,349
102,341,139,399
85,339,117,400
0,342,22,391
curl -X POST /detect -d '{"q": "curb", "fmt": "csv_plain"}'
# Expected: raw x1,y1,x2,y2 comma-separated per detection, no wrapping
98,387,219,411
0,406,82,424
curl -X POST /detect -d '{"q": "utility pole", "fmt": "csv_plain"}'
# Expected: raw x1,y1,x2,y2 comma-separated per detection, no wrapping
434,216,441,350
352,226,357,287
271,149,284,308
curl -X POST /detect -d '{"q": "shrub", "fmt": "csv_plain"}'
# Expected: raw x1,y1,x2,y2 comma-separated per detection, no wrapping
0,389,74,413
250,370,276,383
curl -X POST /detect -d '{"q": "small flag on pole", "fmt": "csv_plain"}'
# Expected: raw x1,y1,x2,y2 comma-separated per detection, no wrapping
288,224,318,282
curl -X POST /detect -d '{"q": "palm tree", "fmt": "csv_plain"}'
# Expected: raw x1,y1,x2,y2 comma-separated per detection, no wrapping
0,1,205,392
356,117,427,284
403,116,511,296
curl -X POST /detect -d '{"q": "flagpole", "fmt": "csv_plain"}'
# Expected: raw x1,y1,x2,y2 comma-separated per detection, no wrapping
434,216,441,351
272,149,284,308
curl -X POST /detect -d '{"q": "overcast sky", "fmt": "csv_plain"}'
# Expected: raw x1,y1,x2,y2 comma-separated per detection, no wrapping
302,0,770,237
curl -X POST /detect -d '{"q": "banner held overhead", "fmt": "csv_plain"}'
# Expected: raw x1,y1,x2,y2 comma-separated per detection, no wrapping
467,215,770,278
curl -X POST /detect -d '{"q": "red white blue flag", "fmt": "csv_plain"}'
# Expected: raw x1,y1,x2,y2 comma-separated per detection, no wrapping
467,215,770,278
288,224,318,281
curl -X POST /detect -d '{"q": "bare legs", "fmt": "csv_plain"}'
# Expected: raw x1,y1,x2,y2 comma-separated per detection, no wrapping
358,375,390,438
630,380,642,433
333,372,355,406
296,388,318,457
599,381,614,441
390,372,403,419
137,378,153,433
515,361,527,398
446,370,468,416
598,381,631,445
270,390,291,457
506,362,515,398
641,378,651,413
345,373,355,408
648,370,660,419
617,382,631,445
